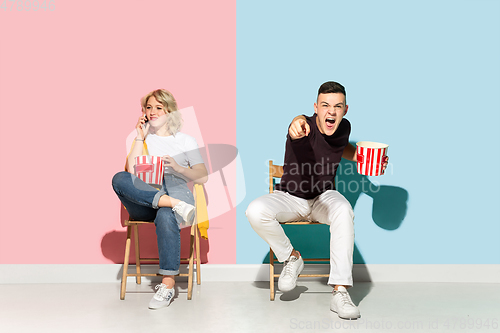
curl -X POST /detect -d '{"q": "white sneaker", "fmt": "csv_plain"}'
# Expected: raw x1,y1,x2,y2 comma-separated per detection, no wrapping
278,255,304,292
172,201,195,223
330,286,360,319
148,284,175,309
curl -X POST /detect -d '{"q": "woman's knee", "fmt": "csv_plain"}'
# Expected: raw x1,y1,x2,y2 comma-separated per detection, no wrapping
111,171,130,190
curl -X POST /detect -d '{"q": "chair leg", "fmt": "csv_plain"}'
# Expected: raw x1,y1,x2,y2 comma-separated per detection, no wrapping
270,248,275,301
133,224,142,284
187,224,195,300
120,225,132,300
195,225,201,285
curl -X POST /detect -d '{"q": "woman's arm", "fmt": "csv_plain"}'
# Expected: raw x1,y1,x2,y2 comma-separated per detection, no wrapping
126,115,150,173
180,163,208,184
162,156,208,184
126,139,145,173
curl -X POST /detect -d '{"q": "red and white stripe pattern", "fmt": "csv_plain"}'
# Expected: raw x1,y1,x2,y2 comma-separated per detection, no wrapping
356,141,388,176
134,155,164,186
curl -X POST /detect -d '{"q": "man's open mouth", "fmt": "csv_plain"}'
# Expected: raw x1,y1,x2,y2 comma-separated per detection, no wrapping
324,117,336,131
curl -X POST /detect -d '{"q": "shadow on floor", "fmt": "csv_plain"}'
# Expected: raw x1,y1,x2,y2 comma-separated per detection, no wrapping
252,267,373,305
119,278,193,303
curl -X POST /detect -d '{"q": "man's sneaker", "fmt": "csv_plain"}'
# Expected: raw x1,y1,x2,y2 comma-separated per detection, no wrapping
278,255,304,292
148,284,175,309
330,286,361,319
172,201,195,223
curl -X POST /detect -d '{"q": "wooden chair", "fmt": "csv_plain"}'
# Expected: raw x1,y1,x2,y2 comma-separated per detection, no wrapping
120,186,203,301
268,160,330,300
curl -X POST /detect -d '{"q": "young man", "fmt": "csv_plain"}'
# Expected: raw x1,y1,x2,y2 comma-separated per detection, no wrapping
246,81,387,320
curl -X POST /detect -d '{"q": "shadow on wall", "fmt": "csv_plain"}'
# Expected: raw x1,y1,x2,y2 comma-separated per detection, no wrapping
261,144,408,300
101,201,210,273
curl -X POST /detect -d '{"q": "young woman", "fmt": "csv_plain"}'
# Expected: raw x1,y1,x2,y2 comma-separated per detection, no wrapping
112,89,208,309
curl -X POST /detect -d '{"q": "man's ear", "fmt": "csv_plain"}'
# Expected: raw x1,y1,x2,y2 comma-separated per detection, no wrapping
344,105,349,116
314,102,318,114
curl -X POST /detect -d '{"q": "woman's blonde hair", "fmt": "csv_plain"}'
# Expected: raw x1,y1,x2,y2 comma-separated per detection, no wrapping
141,89,183,135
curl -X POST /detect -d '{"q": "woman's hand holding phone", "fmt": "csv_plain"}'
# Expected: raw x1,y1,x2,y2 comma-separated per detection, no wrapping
135,113,150,140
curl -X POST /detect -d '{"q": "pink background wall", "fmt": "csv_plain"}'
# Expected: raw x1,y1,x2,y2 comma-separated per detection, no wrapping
0,1,236,264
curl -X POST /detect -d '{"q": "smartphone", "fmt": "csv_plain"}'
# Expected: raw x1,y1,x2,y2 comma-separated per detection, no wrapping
142,113,148,130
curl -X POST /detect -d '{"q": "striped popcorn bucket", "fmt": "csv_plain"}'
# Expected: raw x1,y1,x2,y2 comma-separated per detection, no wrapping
356,141,389,176
134,155,164,186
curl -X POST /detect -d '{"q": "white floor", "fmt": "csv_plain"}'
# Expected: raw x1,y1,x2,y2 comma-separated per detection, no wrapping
1,280,499,333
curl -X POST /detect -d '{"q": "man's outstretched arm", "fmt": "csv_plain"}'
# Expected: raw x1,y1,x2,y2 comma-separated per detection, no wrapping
288,115,310,140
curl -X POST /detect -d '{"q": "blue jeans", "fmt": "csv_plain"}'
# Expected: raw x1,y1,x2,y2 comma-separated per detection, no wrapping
112,171,195,275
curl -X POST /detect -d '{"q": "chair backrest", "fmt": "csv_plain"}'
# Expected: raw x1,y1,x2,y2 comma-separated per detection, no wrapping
269,160,284,193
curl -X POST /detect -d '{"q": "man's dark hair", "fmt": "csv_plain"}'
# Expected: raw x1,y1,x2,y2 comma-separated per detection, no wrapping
318,81,346,99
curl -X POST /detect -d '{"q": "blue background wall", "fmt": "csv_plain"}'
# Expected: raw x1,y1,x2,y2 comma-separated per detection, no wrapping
236,0,500,264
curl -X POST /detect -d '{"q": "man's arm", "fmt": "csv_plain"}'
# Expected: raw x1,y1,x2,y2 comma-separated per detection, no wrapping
289,115,310,140
342,143,357,162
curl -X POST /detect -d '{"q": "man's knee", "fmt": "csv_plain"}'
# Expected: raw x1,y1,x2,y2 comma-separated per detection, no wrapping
246,198,272,227
328,199,354,223
339,200,354,219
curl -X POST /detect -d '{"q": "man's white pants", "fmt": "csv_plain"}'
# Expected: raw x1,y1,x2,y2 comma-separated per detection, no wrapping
246,190,355,287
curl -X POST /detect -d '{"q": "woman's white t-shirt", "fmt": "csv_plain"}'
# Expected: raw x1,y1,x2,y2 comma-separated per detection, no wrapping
145,132,205,181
